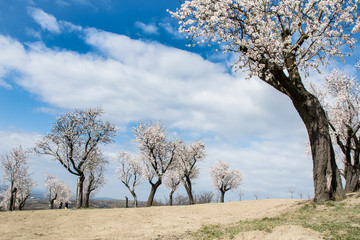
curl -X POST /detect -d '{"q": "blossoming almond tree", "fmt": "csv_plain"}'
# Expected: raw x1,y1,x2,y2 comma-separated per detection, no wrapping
209,159,242,203
83,149,108,208
35,107,116,208
115,151,143,207
44,174,73,209
0,146,35,211
133,122,178,207
171,0,360,201
176,140,206,205
163,169,182,206
310,68,360,192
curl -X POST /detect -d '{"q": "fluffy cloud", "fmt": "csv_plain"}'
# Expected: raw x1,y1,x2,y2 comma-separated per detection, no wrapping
27,8,61,34
135,22,159,35
0,29,303,140
28,7,82,34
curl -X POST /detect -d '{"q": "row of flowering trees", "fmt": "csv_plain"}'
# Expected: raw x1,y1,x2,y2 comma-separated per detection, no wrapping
0,108,242,211
115,122,242,207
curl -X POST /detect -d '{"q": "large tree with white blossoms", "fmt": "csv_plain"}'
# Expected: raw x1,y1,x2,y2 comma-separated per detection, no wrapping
310,68,360,193
35,107,116,208
133,122,178,207
209,159,242,203
0,146,35,211
171,0,360,201
115,151,143,207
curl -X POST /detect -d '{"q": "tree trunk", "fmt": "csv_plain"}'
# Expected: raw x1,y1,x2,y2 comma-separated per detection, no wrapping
76,174,85,209
220,190,225,203
9,184,16,211
344,165,360,192
290,89,343,201
146,179,162,207
18,195,29,210
169,189,175,206
84,190,90,208
184,175,195,205
130,190,138,208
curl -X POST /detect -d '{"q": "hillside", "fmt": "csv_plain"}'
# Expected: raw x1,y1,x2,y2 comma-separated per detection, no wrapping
0,196,359,239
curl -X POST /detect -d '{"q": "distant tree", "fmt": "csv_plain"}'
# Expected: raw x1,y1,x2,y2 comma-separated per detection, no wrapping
209,160,242,203
171,0,360,202
310,68,360,193
44,174,73,209
115,151,142,208
0,146,35,211
163,169,182,206
134,122,178,207
196,191,214,204
238,189,244,201
83,149,108,208
288,186,296,199
173,194,189,206
35,107,116,208
176,140,206,205
298,191,303,199
253,192,260,200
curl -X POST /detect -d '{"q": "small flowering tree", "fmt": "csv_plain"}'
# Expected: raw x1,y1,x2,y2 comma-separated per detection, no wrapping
134,122,179,207
310,67,360,192
176,140,206,205
44,174,73,209
163,169,182,206
83,149,108,208
115,151,142,207
35,107,116,208
171,0,360,202
0,146,35,211
209,160,242,203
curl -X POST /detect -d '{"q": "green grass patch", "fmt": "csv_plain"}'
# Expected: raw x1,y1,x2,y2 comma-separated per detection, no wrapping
192,198,360,240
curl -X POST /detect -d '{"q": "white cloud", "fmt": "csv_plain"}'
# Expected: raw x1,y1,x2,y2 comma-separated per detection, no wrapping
27,8,82,34
0,29,303,140
135,21,159,35
28,8,61,34
159,21,184,39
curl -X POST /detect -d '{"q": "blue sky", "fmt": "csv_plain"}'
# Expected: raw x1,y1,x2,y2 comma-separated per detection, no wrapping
0,0,358,202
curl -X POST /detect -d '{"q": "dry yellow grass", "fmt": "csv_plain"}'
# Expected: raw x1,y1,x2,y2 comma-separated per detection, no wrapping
0,199,321,240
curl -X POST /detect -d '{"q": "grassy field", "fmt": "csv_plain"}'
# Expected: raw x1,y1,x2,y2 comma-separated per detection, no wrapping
194,194,360,240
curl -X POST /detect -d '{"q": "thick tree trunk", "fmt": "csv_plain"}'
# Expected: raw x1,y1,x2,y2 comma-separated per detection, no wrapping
220,190,225,203
146,179,162,207
291,90,343,201
184,176,195,205
9,184,16,211
76,174,85,209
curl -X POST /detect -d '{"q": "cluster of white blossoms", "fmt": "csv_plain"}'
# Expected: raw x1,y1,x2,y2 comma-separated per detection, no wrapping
170,0,359,78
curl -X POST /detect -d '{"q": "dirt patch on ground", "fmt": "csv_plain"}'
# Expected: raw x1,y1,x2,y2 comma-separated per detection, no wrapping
0,199,320,239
